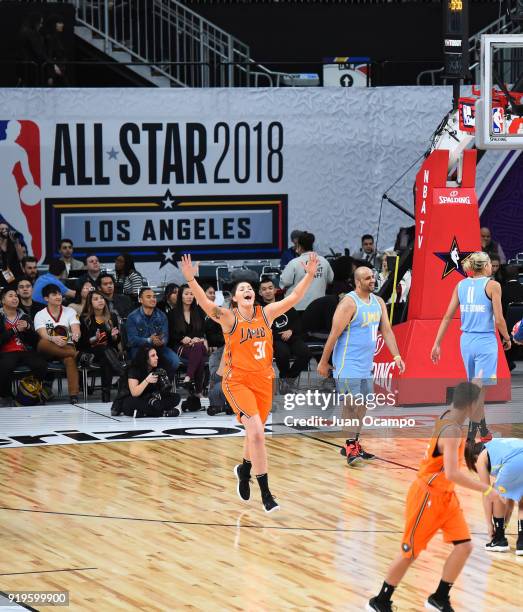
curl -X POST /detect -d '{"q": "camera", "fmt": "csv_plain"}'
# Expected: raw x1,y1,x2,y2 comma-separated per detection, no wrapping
152,368,171,392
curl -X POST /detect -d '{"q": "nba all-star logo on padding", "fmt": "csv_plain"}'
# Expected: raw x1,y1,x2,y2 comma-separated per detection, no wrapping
433,236,473,279
0,120,42,259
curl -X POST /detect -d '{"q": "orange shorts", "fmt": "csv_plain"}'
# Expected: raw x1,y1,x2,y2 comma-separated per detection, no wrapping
222,366,274,424
400,479,470,559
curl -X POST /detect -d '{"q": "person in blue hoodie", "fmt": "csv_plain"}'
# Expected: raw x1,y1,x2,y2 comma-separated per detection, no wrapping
125,287,179,380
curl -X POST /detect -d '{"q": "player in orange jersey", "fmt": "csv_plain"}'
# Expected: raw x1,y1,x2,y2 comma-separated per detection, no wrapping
367,382,501,612
180,253,318,513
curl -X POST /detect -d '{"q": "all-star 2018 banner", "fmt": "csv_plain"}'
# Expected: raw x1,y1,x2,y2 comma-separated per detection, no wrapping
0,87,458,283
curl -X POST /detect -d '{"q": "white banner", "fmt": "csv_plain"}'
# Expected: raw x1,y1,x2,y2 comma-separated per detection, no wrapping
0,86,459,283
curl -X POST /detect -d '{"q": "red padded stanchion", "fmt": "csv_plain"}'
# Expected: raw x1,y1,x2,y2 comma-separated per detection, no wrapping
373,149,510,404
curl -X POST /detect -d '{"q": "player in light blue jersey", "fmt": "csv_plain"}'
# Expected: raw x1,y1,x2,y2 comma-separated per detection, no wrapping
432,252,511,443
318,267,405,466
465,438,523,555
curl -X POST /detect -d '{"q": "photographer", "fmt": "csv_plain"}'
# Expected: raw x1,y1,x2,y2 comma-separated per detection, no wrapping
0,222,24,285
113,346,181,417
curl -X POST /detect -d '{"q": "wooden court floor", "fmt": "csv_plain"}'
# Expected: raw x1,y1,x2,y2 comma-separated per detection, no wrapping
0,434,521,611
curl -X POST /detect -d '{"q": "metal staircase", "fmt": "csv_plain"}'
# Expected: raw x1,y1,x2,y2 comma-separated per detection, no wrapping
417,8,522,86
56,0,258,87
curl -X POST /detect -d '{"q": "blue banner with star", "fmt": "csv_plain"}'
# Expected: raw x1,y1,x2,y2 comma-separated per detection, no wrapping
44,193,287,265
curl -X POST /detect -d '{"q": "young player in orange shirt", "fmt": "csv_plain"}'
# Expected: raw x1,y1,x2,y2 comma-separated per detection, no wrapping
180,253,318,512
367,381,501,612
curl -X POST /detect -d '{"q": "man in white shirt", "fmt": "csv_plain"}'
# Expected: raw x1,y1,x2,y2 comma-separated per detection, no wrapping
34,283,92,404
280,231,334,311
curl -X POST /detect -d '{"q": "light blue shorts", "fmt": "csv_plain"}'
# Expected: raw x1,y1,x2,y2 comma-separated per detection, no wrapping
333,358,373,397
460,333,498,385
494,454,523,501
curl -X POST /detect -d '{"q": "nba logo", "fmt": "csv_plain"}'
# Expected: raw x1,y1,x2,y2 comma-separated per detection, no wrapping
0,120,42,259
491,107,504,134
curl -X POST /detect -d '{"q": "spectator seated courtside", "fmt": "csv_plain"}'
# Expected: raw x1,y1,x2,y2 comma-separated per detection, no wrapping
16,277,45,320
481,226,506,264
201,283,225,378
70,280,95,316
125,287,180,380
79,290,123,403
21,256,39,284
114,253,143,296
58,238,85,279
33,283,93,404
32,259,76,304
157,283,179,315
167,284,207,396
75,255,102,292
0,288,48,405
97,273,134,319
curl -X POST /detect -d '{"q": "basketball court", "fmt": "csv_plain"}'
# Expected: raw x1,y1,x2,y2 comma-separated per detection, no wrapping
1,369,521,611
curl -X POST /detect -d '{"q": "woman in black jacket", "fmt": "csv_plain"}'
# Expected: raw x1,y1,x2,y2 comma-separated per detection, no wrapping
167,284,207,394
0,287,47,400
79,290,121,402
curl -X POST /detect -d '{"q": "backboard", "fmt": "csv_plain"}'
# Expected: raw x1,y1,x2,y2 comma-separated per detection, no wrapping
476,34,523,149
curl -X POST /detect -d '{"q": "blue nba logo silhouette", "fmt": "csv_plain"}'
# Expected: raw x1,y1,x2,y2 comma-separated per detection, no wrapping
0,119,41,251
491,107,504,134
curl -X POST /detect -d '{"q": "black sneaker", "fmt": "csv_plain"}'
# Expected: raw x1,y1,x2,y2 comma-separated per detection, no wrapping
233,465,250,501
162,406,181,418
425,594,454,612
355,440,375,460
516,537,523,556
262,493,280,513
485,535,510,552
78,352,95,368
69,395,78,404
340,442,362,466
366,596,395,611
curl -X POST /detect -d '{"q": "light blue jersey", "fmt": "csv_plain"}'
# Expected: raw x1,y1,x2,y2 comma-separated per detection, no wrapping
458,276,497,383
333,291,382,381
485,438,523,501
457,277,494,334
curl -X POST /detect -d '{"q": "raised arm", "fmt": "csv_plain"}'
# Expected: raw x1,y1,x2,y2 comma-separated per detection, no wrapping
431,285,460,363
317,296,356,378
263,253,319,324
180,255,235,330
376,296,405,373
488,281,511,350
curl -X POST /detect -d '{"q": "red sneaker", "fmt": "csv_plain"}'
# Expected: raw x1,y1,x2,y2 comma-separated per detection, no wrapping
480,431,493,442
340,442,362,466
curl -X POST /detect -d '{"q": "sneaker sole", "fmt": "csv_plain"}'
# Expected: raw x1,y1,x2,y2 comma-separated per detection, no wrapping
516,549,523,556
347,456,363,467
264,504,280,514
424,602,440,611
233,466,250,503
365,604,379,612
485,545,510,552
